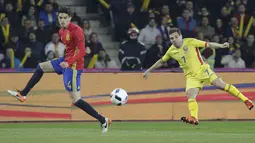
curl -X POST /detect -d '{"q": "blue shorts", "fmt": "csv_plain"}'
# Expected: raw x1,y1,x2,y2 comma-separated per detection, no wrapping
50,57,83,92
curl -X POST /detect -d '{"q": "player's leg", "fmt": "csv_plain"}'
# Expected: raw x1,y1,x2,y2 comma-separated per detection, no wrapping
63,68,111,132
7,58,64,102
181,78,202,125
211,75,254,110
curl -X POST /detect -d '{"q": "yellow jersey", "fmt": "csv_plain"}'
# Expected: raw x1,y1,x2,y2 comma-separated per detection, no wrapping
162,38,208,76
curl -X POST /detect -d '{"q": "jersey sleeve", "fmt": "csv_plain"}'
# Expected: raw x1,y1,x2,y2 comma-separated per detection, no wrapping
161,47,172,62
191,38,208,48
66,28,86,65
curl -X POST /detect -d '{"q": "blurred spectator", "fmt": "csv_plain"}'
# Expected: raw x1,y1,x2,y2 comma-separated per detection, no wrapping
201,47,216,69
176,9,197,37
116,3,141,41
196,32,204,40
5,47,20,68
45,32,65,59
22,0,45,12
158,16,171,46
7,31,19,51
35,19,52,45
48,0,59,11
21,5,37,30
71,12,82,26
119,28,146,70
4,2,21,28
225,17,240,40
82,20,92,41
215,18,224,38
0,17,12,47
16,32,44,68
95,50,118,68
176,0,186,7
214,34,230,68
197,16,215,38
155,5,173,27
224,0,235,15
85,32,104,67
18,19,35,42
196,6,211,22
219,6,231,28
45,50,56,61
221,48,246,68
233,4,250,26
143,35,168,69
86,32,105,57
240,34,255,67
138,17,160,49
228,36,240,53
185,0,194,17
39,2,57,27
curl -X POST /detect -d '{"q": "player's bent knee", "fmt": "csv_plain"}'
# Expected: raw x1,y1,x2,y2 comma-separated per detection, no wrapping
212,78,226,90
69,92,81,103
186,88,199,99
39,61,54,72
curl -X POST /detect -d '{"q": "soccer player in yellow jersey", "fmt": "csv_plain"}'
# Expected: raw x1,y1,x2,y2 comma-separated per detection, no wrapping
143,28,254,125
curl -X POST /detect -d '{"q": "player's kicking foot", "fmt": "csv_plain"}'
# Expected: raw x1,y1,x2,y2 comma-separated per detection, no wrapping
101,118,112,133
244,100,254,110
181,116,199,125
7,90,26,102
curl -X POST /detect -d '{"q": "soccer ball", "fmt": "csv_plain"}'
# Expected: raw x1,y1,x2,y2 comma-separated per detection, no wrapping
110,88,128,106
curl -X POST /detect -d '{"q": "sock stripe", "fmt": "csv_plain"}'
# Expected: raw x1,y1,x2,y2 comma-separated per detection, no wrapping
228,85,231,91
225,84,231,92
225,84,248,102
188,100,196,103
188,99,196,103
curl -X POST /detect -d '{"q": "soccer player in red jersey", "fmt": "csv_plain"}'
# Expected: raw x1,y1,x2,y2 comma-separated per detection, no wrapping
8,6,111,133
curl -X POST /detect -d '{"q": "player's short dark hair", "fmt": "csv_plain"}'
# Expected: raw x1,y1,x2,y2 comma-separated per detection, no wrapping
169,27,181,35
58,5,72,16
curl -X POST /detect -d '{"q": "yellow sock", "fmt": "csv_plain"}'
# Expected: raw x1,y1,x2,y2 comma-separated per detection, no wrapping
188,98,198,119
224,84,248,102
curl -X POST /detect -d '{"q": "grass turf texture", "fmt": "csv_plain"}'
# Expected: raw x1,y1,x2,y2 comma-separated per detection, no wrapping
0,121,255,143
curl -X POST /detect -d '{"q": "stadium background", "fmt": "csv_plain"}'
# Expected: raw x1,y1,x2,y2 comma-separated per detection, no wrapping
0,0,255,122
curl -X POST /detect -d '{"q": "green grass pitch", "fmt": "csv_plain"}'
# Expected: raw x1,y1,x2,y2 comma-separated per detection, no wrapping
0,121,255,143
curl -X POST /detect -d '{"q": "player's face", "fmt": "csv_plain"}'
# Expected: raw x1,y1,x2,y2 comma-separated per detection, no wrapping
58,13,71,28
169,32,183,47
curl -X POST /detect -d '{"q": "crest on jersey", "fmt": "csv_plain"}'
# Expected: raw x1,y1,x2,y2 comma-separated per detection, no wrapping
183,46,188,53
66,33,70,41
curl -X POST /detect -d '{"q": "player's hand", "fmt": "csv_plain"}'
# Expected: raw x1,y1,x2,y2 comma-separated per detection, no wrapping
143,70,150,80
222,42,229,48
60,62,69,68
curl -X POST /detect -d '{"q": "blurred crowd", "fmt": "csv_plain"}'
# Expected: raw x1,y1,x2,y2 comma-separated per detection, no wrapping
1,0,255,70
0,0,61,68
105,0,255,70
0,0,110,69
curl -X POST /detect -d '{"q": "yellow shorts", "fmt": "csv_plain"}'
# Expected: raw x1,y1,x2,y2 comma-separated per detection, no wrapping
185,66,219,92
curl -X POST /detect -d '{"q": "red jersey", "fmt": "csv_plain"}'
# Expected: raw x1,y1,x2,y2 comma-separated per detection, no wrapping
59,22,86,70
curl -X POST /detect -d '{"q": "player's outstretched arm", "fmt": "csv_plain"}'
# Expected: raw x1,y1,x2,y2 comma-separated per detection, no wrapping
207,42,229,49
143,59,164,79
